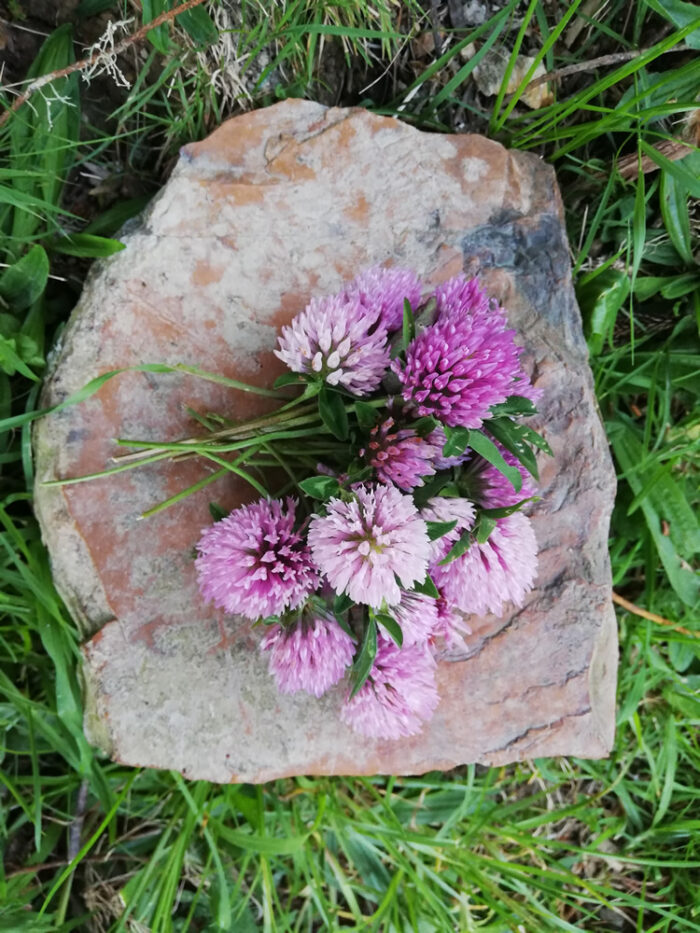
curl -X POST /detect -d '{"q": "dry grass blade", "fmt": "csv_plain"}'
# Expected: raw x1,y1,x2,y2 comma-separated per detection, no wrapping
613,592,699,639
0,0,209,128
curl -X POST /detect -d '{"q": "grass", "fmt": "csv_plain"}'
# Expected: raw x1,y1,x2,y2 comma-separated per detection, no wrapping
1,0,699,930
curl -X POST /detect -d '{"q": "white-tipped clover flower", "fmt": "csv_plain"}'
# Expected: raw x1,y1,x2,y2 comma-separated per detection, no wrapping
275,292,390,396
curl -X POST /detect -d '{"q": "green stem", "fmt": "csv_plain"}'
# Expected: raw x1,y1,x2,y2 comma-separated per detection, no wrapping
113,402,320,464
42,450,174,487
200,451,268,497
139,468,229,519
173,363,285,399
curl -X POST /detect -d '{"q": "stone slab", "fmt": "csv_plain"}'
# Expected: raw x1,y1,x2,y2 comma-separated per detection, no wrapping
33,100,617,782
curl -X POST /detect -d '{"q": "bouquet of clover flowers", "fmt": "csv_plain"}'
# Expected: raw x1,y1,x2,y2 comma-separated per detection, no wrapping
183,267,551,741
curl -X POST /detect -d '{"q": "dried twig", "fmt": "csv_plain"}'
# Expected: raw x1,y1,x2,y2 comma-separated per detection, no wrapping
529,43,693,89
616,139,696,180
529,48,653,88
0,0,209,129
617,109,700,180
612,591,699,639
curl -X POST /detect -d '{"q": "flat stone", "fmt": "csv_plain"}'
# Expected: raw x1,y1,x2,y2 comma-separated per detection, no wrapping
34,100,617,782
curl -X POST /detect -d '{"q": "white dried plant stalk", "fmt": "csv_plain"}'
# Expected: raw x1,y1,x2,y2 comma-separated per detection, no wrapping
81,18,135,89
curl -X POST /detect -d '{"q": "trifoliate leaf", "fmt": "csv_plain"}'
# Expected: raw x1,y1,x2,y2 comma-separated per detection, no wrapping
354,400,378,430
441,425,471,458
425,519,458,541
475,516,497,544
483,418,538,480
402,298,416,350
439,527,473,565
414,574,440,598
468,428,523,490
489,395,538,418
273,372,305,389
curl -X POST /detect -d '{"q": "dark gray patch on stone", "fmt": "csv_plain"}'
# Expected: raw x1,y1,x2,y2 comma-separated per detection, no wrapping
460,213,586,356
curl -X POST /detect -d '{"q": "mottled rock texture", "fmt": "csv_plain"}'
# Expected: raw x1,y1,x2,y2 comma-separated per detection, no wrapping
34,101,617,782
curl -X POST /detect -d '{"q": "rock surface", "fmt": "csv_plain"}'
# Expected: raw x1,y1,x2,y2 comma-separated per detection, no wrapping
34,100,617,782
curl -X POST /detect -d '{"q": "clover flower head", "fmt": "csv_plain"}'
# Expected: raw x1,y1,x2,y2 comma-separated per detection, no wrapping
392,590,440,647
431,512,538,617
341,636,439,739
260,612,355,697
195,497,318,620
434,274,491,321
344,266,423,332
308,483,430,608
434,593,472,651
275,292,389,396
361,416,439,491
391,307,523,429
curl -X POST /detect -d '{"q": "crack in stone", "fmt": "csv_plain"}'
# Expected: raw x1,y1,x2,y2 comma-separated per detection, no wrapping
483,666,589,706
464,603,530,658
520,666,588,698
483,706,592,756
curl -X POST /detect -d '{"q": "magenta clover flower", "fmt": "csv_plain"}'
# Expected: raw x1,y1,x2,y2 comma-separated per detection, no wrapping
460,441,536,510
361,416,440,491
342,266,424,333
275,292,389,396
433,275,543,406
341,636,439,740
195,497,318,621
434,274,491,321
392,306,523,429
307,483,430,609
260,612,355,698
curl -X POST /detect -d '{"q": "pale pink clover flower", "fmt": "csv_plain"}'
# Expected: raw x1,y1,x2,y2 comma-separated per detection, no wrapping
341,636,439,740
392,591,440,647
307,484,430,608
260,613,355,698
434,594,472,651
432,512,538,617
343,266,423,332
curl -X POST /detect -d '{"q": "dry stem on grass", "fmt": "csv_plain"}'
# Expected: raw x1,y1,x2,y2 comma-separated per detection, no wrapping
0,0,209,128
